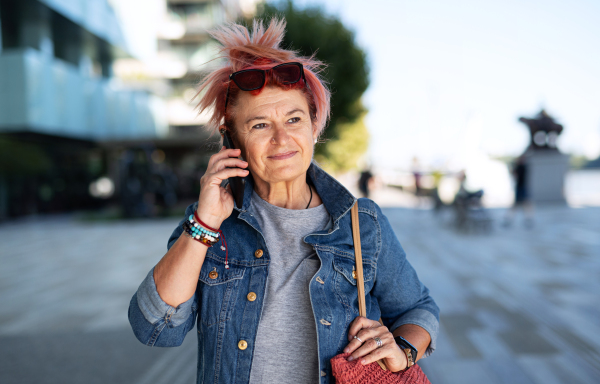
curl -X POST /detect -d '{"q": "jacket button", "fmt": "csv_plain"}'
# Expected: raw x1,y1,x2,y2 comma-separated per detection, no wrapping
321,370,327,377
352,270,357,279
209,271,218,279
254,249,264,258
238,340,248,350
247,292,257,301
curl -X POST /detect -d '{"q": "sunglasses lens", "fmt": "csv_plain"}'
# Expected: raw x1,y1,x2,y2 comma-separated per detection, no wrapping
233,71,265,90
273,64,302,84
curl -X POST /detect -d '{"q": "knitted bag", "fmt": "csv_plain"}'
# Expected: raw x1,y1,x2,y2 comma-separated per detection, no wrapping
331,353,431,384
330,202,431,384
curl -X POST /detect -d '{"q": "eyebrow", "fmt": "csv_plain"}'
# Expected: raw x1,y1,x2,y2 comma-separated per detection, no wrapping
286,108,306,116
244,109,307,125
245,116,266,124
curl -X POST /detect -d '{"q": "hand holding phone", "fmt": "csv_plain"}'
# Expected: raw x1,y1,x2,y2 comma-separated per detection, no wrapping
220,129,246,209
195,134,248,228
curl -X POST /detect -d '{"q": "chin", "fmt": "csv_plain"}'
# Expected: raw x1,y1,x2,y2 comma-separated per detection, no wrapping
262,161,309,183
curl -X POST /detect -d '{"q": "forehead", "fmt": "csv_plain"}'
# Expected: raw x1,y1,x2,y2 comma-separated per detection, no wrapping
233,87,309,118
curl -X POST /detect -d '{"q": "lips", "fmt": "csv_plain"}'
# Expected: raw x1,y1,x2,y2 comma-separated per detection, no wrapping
268,151,297,160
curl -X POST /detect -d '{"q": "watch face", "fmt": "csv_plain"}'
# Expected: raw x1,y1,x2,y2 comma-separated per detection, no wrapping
404,348,415,366
395,336,418,359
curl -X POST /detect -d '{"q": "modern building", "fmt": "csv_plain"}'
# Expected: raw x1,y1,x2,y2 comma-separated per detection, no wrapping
105,0,254,218
0,0,254,219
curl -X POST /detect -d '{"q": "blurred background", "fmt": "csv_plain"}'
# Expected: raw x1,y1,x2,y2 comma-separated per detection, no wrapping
0,0,598,383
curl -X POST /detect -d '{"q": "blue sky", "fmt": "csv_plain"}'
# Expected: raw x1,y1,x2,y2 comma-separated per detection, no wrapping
273,0,600,168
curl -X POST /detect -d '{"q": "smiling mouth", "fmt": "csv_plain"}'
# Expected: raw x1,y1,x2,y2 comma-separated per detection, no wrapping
268,151,297,160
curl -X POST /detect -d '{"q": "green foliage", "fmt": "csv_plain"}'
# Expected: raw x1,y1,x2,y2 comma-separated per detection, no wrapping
246,1,370,166
570,154,589,169
315,107,370,173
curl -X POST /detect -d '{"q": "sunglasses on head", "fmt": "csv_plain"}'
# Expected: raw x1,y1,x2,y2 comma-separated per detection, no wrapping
224,62,305,110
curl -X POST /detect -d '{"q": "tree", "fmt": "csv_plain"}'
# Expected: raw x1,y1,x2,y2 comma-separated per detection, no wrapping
245,1,370,172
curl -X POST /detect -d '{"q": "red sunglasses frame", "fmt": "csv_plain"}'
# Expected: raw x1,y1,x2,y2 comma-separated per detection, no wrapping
224,62,306,111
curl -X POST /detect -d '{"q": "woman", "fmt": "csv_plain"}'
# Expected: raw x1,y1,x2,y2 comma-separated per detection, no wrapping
128,19,439,383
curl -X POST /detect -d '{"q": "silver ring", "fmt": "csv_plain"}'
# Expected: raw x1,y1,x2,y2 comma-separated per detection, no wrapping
353,335,363,343
373,337,383,348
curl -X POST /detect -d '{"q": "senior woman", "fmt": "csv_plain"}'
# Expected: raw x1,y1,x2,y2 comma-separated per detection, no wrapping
128,19,439,384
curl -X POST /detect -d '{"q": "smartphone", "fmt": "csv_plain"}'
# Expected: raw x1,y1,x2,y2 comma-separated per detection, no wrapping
221,130,245,209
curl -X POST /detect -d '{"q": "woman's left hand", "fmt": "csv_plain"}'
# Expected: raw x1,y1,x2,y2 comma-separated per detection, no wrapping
344,316,407,372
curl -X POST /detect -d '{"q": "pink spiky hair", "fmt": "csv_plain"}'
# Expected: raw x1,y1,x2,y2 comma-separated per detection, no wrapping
194,18,331,136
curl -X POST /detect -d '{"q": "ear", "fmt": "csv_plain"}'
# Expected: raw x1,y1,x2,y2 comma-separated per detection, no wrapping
219,124,228,138
312,124,319,144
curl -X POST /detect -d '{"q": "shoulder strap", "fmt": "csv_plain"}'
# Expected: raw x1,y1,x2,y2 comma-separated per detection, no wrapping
350,202,367,317
351,201,388,371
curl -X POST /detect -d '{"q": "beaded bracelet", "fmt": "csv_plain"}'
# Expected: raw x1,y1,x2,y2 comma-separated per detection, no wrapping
187,214,220,238
182,221,219,247
183,210,230,269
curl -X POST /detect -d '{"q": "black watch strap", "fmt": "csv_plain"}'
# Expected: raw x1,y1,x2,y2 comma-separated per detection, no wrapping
394,336,418,366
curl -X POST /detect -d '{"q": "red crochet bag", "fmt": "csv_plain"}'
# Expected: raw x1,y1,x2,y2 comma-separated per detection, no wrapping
331,353,431,384
330,203,431,384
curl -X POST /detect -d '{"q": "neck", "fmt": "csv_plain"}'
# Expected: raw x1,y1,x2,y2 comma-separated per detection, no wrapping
253,173,320,210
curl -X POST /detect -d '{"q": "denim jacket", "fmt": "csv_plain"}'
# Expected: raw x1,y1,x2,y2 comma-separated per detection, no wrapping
128,162,439,384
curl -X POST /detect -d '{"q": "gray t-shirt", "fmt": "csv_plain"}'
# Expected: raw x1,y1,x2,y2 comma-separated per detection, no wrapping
248,190,331,384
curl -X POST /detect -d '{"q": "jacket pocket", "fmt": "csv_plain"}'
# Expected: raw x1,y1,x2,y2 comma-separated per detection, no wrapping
198,256,245,327
332,253,376,308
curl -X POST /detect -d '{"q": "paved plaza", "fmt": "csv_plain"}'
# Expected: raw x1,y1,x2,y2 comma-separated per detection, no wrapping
0,192,599,383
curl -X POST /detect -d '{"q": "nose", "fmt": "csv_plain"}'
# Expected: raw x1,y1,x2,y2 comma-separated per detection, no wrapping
271,123,289,145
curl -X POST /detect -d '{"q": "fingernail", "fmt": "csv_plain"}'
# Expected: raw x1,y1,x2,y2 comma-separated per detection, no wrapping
347,356,354,362
343,348,349,353
360,359,367,365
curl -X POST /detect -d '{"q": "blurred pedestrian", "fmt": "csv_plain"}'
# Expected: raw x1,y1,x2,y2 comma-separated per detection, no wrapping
503,155,534,228
358,168,373,198
411,157,422,196
128,19,438,384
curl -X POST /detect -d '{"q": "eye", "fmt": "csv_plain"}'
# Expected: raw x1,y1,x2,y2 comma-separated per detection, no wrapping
287,117,301,124
252,123,268,129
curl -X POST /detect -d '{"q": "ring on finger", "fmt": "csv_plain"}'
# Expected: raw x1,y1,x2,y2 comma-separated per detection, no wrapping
353,335,363,343
373,337,383,348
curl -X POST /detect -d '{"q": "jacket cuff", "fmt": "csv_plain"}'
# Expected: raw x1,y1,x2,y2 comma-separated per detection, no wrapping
135,267,196,327
390,308,439,358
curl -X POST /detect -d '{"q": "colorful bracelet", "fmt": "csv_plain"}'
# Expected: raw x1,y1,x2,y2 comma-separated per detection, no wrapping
184,209,230,269
182,221,219,247
182,227,213,247
187,214,220,238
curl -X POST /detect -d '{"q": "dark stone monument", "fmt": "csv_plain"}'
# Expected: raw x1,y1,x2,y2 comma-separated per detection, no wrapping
518,110,568,204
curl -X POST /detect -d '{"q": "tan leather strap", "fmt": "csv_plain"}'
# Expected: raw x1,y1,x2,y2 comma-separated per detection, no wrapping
350,202,388,371
350,202,367,317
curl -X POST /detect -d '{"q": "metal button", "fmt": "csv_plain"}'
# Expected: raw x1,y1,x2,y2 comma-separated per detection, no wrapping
238,340,248,350
352,270,357,279
209,271,218,279
321,370,327,377
247,292,257,302
254,249,264,258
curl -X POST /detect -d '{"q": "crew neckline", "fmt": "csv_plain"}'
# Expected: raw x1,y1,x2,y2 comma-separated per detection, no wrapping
251,190,325,216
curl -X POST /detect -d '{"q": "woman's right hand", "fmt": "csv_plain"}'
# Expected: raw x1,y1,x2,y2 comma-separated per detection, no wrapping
196,146,249,229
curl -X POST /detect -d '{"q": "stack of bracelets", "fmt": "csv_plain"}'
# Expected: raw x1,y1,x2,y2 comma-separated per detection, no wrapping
182,211,229,268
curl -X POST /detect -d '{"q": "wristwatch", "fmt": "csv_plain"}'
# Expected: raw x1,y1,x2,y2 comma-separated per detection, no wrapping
394,336,417,369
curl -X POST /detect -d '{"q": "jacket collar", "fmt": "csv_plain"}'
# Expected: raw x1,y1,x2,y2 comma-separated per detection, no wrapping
236,161,357,226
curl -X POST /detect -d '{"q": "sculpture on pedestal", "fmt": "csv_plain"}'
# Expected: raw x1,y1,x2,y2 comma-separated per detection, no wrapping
519,109,564,151
517,109,568,204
